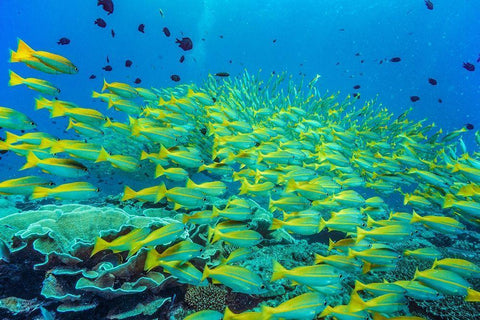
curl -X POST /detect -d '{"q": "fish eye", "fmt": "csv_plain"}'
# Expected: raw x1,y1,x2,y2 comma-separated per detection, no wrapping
96,188,100,192
323,301,328,306
339,274,343,278
30,121,36,125
48,182,55,186
83,168,88,172
74,67,79,71
260,284,265,289
436,292,440,296
203,197,207,201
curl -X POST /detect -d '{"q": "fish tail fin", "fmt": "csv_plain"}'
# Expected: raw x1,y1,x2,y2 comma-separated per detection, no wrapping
259,306,275,320
9,49,20,63
443,194,455,209
127,241,143,259
31,186,50,199
239,178,248,195
362,262,372,274
319,217,327,232
410,210,422,224
207,226,215,243
355,226,366,243
8,69,24,86
212,205,220,218
140,150,149,160
40,138,57,150
21,152,41,170
186,178,195,189
34,96,50,110
50,102,65,118
122,186,137,201
95,147,110,163
91,90,101,99
200,265,211,282
107,98,114,109
155,183,167,203
432,258,439,269
366,214,377,228
268,197,275,212
314,253,325,264
154,165,165,178
144,248,161,272
257,152,264,164
348,291,367,313
102,78,108,92
353,280,365,293
5,132,19,144
158,145,169,159
66,118,75,131
210,228,222,244
328,238,335,251
372,313,388,320
16,38,35,56
466,288,480,302
413,267,420,280
90,237,109,257
269,218,283,230
285,179,297,193
197,164,206,173
347,248,357,259
271,260,287,281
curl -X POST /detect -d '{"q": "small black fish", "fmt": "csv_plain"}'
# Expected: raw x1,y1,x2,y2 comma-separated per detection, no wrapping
214,72,230,77
465,123,474,130
97,0,114,15
229,60,232,64
57,37,70,45
219,35,223,39
428,78,437,85
339,28,345,31
463,62,475,71
360,60,364,63
353,93,360,98
138,24,145,33
134,78,141,84
379,60,383,64
273,39,277,43
390,57,401,62
89,74,96,79
438,98,443,103
163,27,171,37
477,54,480,63
353,85,361,89
170,74,180,82
95,18,107,28
410,96,420,102
125,60,132,67
355,53,360,56
106,56,110,63
176,37,193,51
102,65,112,71
179,55,185,63
111,29,115,38
424,0,434,10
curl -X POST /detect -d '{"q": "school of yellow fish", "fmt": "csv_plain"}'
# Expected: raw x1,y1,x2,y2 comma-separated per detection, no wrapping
1,38,480,319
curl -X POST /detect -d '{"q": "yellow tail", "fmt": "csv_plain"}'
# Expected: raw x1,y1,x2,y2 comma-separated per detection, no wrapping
16,38,35,56
328,238,335,251
35,97,51,110
186,178,196,189
410,210,423,224
8,70,24,86
20,152,41,170
285,179,298,193
122,186,137,201
158,145,169,159
102,78,109,92
5,132,19,144
200,265,211,282
155,183,167,203
90,237,109,257
269,218,283,230
144,248,161,272
50,102,66,118
466,287,480,302
155,165,165,178
443,194,455,209
95,147,110,163
271,260,287,281
347,292,367,313
31,186,50,199
314,253,325,264
355,227,367,243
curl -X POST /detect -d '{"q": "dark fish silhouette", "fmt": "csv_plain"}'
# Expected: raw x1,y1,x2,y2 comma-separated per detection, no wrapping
424,0,433,10
390,57,401,62
106,56,110,63
170,74,180,82
111,29,115,38
428,78,437,85
138,24,145,33
214,72,230,77
438,99,443,103
463,62,475,71
89,74,96,79
410,96,420,102
163,27,171,37
179,55,185,63
95,18,107,28
466,123,474,130
134,78,141,84
57,37,70,45
477,54,480,63
97,0,114,15
102,65,112,71
353,85,361,89
125,60,132,67
176,37,193,51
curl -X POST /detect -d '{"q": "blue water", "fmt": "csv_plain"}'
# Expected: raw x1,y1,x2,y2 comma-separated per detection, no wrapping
0,0,479,174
